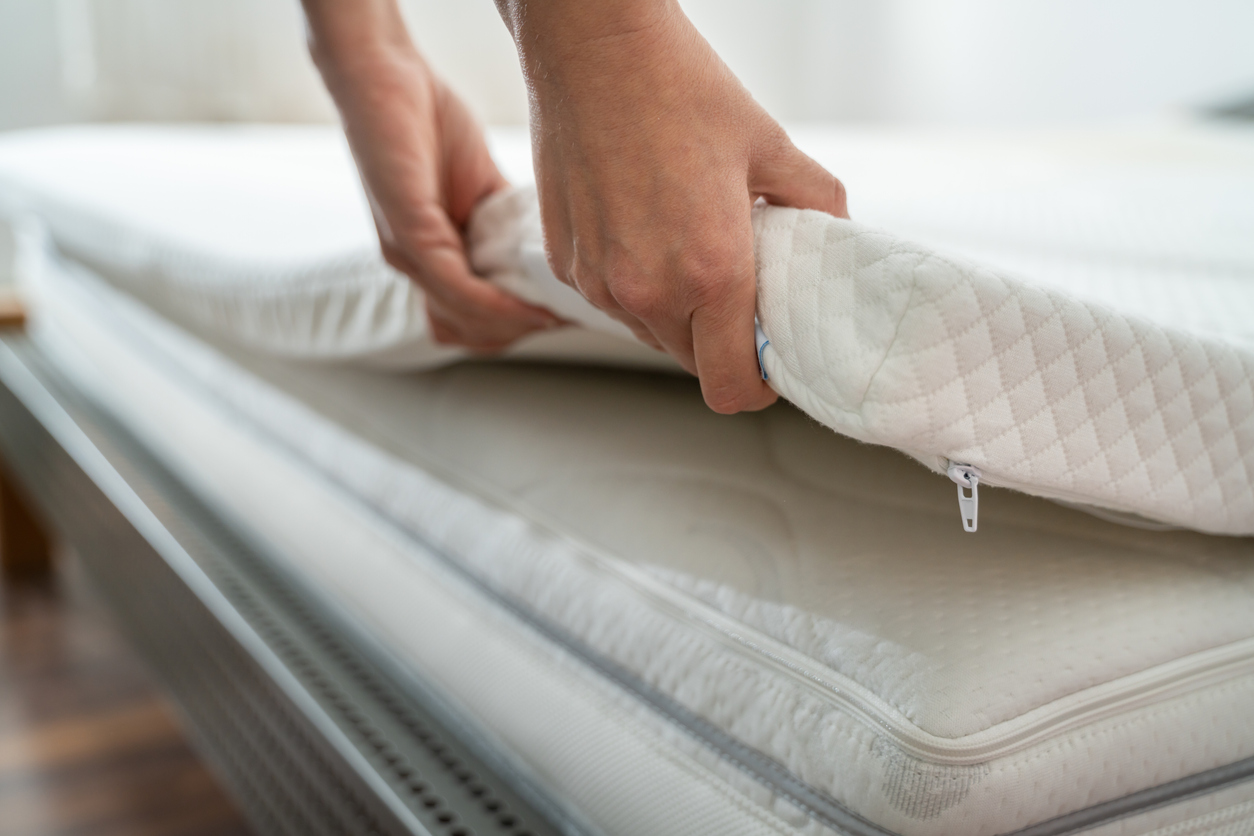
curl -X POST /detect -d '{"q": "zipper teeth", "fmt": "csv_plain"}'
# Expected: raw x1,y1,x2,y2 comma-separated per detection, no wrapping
114,294,1254,768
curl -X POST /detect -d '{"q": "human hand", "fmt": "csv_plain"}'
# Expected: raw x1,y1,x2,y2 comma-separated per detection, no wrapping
305,0,561,350
498,0,847,411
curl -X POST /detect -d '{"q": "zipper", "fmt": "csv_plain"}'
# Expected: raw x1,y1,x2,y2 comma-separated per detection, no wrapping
946,461,981,532
53,261,1251,773
942,459,1181,534
35,288,1254,770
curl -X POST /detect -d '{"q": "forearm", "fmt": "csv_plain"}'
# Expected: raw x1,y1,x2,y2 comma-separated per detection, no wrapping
494,0,680,73
300,0,421,88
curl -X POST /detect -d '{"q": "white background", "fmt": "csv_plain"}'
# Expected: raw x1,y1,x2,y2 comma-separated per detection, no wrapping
1,0,1252,130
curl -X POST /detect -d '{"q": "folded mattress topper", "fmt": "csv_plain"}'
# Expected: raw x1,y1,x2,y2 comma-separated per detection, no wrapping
26,230,1254,836
6,124,1254,836
0,125,1251,537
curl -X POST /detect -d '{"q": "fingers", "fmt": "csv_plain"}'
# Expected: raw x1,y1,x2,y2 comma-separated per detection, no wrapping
752,141,849,219
688,241,778,414
436,85,511,225
609,279,700,374
384,229,561,350
564,229,774,410
568,255,699,373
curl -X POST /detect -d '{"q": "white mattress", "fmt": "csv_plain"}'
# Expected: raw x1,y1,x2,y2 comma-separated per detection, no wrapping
4,125,1254,535
0,125,671,372
17,199,1254,835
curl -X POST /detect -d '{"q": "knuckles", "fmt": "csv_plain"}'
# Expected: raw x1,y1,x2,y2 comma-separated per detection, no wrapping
676,251,740,306
566,246,744,320
565,261,618,313
380,242,413,277
608,273,667,319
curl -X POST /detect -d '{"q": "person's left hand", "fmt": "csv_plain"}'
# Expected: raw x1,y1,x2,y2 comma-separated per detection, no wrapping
306,1,563,351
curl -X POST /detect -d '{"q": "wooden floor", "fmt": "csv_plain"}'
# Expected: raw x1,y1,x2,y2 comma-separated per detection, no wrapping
0,552,253,836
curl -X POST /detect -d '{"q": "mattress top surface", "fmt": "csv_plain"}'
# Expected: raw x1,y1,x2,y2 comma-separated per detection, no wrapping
31,252,1254,834
5,121,1253,336
203,330,1254,738
0,125,377,263
7,122,1254,834
4,124,1254,535
5,118,1253,729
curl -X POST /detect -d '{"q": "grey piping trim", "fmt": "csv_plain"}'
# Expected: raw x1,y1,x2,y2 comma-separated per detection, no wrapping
39,254,1254,836
371,509,896,836
213,432,1254,836
1006,754,1254,836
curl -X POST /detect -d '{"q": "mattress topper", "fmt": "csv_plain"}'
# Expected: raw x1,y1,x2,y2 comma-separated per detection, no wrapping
472,185,1254,538
26,238,1254,836
1,124,1252,537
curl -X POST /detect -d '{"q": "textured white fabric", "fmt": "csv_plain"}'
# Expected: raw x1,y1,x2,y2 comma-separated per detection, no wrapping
471,188,1254,537
3,124,1252,535
26,264,826,836
0,125,673,371
752,209,1254,536
23,238,1254,836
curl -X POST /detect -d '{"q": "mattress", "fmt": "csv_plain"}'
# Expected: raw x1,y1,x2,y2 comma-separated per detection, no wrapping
0,125,669,372
3,126,1253,536
473,179,1254,536
10,132,1254,834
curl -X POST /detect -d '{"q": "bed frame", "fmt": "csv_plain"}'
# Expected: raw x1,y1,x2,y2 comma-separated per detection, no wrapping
0,329,568,836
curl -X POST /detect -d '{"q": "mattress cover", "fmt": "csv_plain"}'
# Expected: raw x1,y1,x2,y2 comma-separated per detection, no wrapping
0,125,670,372
1,125,1252,536
14,205,1254,835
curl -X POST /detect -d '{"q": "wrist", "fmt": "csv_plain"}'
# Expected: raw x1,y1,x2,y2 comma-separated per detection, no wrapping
318,44,430,102
301,0,425,89
497,0,680,75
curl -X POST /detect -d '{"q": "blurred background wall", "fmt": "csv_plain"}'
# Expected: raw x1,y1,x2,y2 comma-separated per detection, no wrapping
1,0,1252,131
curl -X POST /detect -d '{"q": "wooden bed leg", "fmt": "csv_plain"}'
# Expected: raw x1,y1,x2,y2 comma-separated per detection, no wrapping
0,294,26,329
1,464,52,581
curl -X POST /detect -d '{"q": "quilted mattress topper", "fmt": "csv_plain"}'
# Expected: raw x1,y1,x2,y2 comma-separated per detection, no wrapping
1,124,1253,537
27,236,1254,836
472,186,1254,538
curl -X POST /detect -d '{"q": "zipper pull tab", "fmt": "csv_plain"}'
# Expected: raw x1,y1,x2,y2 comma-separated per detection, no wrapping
946,462,981,533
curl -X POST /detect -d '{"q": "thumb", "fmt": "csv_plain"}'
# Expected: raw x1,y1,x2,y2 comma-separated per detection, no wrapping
751,144,849,219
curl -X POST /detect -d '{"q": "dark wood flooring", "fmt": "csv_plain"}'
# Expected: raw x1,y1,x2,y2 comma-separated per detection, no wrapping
0,551,253,836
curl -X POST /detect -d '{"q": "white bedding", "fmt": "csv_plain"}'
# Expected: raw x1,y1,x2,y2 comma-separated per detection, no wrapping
1,125,1252,535
0,125,670,372
18,213,1254,836
473,185,1254,537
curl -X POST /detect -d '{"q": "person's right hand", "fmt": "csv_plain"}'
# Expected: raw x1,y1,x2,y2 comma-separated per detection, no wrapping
497,0,847,413
304,0,561,351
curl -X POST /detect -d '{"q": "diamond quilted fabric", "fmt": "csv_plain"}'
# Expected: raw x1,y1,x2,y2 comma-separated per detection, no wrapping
476,189,1254,537
752,207,1254,536
4,127,1250,536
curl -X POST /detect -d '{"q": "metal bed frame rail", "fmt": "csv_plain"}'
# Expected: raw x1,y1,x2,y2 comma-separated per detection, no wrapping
0,333,567,836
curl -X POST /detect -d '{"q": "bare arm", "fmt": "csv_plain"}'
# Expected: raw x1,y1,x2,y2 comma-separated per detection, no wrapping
495,0,847,412
301,0,560,350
